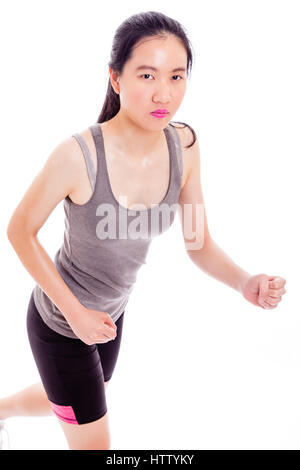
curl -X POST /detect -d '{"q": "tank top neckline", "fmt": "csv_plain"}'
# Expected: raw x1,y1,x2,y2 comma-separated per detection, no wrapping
93,122,174,213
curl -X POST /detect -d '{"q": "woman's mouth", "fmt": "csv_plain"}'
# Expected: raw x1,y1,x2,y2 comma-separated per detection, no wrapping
150,110,169,119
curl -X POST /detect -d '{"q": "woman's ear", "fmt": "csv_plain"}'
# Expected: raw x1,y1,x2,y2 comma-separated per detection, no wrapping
109,67,120,94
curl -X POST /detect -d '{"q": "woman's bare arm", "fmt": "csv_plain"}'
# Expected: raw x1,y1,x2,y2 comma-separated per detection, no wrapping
6,135,87,321
178,128,251,293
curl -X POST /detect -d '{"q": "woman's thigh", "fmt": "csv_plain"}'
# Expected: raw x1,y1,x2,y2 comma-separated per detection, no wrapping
26,291,123,427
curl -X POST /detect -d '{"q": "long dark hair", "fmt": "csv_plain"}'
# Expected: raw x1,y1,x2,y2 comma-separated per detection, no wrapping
97,11,196,148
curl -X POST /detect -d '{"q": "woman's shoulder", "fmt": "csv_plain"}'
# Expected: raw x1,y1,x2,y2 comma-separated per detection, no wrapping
168,120,199,189
169,120,197,150
66,125,98,173
37,125,98,201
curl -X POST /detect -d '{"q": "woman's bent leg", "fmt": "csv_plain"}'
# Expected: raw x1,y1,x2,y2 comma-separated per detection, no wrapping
0,382,53,419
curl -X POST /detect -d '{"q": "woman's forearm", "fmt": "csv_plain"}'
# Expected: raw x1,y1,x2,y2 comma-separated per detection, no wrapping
187,237,251,293
7,230,83,321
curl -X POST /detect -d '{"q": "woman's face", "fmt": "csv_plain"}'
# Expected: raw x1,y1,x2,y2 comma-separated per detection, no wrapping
110,34,188,130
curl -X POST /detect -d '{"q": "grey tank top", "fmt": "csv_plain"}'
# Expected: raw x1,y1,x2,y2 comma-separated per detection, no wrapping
33,122,183,338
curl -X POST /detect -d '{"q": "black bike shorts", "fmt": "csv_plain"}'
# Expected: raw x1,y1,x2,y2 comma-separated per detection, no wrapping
26,290,124,425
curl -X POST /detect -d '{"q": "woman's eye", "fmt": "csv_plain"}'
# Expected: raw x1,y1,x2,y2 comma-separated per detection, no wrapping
141,74,153,80
140,74,183,81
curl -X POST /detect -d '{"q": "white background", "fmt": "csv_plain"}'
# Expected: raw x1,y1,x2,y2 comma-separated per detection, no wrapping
0,0,299,450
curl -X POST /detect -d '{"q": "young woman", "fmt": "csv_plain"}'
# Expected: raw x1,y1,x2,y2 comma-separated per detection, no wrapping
1,11,286,450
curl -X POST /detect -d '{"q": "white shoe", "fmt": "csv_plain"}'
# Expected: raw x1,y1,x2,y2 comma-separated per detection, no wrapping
0,420,10,450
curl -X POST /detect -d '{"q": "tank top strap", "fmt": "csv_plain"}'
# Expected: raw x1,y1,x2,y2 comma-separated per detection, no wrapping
166,123,183,178
89,123,113,198
71,133,96,191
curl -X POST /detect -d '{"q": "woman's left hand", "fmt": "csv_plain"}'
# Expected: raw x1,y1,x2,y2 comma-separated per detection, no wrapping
241,274,286,309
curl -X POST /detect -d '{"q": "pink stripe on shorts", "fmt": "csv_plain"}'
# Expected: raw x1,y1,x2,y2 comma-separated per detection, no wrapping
49,401,79,425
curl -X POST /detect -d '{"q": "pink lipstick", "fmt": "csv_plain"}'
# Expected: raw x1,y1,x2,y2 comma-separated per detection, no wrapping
150,109,169,119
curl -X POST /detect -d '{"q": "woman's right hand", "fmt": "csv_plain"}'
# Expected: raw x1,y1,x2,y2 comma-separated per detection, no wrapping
67,306,117,345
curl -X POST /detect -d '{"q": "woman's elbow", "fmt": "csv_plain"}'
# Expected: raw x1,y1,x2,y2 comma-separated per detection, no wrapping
7,216,35,245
